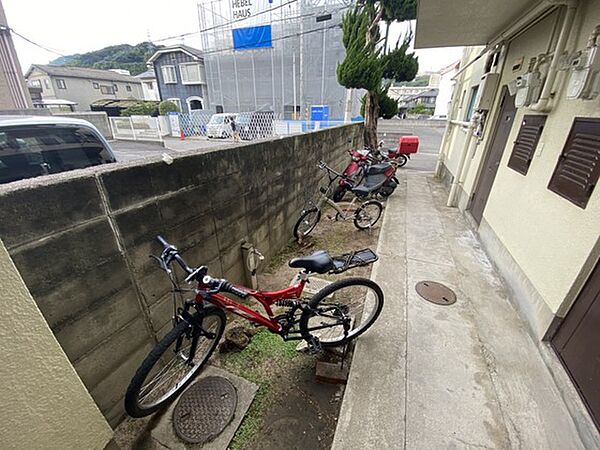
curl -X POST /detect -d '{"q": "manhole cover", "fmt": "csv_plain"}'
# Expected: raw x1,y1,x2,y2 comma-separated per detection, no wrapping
415,281,456,306
173,376,237,444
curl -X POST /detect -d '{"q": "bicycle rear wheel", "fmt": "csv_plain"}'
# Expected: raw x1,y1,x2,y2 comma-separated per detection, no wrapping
125,307,226,417
299,277,384,347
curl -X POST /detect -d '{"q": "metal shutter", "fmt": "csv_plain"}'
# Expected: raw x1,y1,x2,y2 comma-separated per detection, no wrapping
507,115,547,175
548,118,600,209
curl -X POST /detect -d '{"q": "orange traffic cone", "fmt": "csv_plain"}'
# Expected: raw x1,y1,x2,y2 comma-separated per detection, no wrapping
180,128,185,140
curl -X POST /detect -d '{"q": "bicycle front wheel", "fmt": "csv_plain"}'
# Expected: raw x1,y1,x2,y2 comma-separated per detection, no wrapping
299,277,384,347
293,207,321,240
353,200,383,230
124,307,226,417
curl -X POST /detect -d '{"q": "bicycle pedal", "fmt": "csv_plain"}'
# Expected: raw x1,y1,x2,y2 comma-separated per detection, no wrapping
306,336,322,355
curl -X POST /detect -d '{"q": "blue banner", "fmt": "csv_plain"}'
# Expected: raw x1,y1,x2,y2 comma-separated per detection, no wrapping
232,25,272,50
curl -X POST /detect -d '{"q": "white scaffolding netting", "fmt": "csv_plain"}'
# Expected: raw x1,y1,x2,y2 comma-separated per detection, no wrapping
196,0,363,119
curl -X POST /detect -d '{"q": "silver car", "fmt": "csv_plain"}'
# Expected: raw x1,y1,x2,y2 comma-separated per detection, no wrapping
0,116,116,185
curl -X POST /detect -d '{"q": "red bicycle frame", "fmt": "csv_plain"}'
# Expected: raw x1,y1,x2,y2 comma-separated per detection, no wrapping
194,278,308,333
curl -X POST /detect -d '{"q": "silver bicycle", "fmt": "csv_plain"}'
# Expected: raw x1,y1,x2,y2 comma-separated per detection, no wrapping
293,161,383,241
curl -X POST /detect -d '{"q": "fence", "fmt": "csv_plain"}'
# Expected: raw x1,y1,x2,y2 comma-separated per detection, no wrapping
172,111,354,141
109,116,170,142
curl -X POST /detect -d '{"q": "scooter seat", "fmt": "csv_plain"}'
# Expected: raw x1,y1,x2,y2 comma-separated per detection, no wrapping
352,178,386,197
366,163,391,175
288,250,334,274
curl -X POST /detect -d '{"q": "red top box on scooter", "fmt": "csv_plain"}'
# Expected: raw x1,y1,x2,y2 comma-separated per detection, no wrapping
397,135,419,154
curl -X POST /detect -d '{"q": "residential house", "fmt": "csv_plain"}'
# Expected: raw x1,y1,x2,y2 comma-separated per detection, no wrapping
433,60,461,118
136,68,159,101
397,88,439,115
147,45,207,113
417,0,600,436
0,0,31,109
24,65,143,111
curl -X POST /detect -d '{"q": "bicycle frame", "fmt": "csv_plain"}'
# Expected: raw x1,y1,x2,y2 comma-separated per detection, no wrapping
194,277,308,333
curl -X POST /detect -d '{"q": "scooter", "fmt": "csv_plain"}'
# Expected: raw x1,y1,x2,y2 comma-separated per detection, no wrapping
332,147,398,202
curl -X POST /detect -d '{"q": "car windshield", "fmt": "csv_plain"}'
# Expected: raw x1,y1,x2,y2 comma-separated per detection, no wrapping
237,115,251,124
209,115,224,124
0,125,115,184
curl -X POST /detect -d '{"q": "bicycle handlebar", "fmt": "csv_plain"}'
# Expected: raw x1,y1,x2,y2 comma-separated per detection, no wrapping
155,236,248,298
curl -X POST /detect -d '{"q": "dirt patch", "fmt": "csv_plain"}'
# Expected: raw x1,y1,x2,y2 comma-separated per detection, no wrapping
113,202,382,449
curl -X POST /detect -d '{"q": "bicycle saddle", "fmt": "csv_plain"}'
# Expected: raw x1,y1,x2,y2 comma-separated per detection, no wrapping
288,250,334,274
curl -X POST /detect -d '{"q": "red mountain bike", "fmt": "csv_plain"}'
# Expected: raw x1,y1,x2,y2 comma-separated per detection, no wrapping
124,236,384,417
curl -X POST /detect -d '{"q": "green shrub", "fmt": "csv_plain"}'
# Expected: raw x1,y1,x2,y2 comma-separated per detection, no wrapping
159,100,180,115
120,101,158,117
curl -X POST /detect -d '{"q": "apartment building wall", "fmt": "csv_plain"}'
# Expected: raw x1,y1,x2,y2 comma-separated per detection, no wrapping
438,3,600,339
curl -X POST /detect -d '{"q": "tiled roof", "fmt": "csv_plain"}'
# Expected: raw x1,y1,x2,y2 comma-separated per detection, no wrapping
26,64,141,83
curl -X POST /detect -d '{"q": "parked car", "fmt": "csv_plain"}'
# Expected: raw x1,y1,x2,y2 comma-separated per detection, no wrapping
0,116,116,185
238,111,275,140
206,113,237,139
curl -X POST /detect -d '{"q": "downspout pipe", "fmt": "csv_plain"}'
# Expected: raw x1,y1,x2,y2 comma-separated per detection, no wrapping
530,0,578,111
447,125,475,207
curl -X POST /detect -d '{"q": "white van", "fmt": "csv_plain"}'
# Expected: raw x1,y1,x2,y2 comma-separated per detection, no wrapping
206,113,237,139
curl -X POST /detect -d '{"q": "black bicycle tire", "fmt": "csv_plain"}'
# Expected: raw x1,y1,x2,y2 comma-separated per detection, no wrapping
293,207,321,240
124,307,226,418
299,277,384,347
353,200,383,230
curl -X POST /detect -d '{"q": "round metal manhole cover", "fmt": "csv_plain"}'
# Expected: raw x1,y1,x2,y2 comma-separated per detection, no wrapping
172,376,237,444
415,281,457,306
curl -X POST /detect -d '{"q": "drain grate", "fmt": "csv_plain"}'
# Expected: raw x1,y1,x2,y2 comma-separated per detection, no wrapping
415,281,457,306
173,376,237,444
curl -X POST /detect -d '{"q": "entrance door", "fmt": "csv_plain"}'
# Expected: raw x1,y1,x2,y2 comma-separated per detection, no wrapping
469,87,517,223
552,260,600,430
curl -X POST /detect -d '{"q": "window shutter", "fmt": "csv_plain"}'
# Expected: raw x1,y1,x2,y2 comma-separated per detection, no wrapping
507,115,547,175
548,118,600,209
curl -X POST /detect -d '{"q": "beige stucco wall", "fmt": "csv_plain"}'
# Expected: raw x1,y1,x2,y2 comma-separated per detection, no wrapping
442,1,600,316
0,238,113,449
481,3,600,314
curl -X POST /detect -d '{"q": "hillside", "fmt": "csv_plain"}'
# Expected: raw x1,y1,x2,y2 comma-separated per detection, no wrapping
50,42,161,76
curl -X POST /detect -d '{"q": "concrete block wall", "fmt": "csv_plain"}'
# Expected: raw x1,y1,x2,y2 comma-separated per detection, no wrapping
0,123,361,426
54,111,114,139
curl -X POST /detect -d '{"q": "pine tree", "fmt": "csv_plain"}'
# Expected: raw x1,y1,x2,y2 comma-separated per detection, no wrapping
337,0,418,148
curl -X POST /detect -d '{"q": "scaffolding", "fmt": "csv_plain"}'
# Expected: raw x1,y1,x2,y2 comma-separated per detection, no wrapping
196,0,361,119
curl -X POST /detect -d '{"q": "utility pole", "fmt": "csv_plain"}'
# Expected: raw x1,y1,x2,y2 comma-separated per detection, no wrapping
298,0,304,119
343,88,353,122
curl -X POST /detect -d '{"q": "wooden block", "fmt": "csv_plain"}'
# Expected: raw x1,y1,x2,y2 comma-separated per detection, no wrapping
315,361,350,384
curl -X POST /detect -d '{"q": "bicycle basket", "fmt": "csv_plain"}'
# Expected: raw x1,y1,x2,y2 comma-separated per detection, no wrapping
329,248,378,274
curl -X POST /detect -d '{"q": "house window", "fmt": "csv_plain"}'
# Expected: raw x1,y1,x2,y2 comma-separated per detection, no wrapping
100,85,115,95
465,85,479,121
507,115,547,176
56,79,67,89
92,82,99,89
180,63,203,84
43,79,50,89
113,83,118,92
29,79,41,88
162,65,177,84
126,85,132,92
548,118,600,209
167,98,182,111
145,82,154,90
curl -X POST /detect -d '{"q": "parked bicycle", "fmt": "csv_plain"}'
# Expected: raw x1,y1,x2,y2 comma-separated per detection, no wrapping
124,236,384,418
293,161,383,241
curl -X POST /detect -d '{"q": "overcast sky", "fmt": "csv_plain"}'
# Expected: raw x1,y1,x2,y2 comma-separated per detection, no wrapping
5,0,463,74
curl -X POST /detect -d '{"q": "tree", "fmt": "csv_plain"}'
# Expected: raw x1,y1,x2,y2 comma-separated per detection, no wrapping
337,0,418,148
159,100,180,115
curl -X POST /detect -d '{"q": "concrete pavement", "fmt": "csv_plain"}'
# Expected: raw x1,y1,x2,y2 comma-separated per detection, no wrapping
332,172,591,449
378,119,444,172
